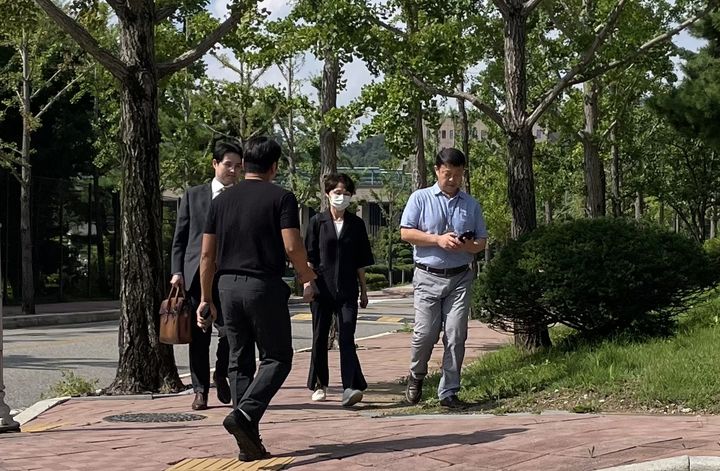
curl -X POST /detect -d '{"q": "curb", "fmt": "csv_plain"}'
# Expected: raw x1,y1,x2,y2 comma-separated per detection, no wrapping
598,455,720,470
12,397,70,426
4,310,120,329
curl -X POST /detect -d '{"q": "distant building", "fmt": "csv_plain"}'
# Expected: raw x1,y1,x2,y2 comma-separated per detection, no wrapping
429,116,549,150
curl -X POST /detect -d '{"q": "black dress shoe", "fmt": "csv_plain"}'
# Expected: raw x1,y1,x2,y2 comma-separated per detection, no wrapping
238,446,270,462
223,410,266,461
405,374,423,405
439,395,467,409
191,392,208,411
213,371,232,405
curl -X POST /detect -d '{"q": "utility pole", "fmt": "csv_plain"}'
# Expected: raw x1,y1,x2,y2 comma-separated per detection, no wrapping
0,222,21,432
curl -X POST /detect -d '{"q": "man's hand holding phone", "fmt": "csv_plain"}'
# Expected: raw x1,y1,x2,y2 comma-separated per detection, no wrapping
438,232,462,250
196,301,216,332
303,280,318,302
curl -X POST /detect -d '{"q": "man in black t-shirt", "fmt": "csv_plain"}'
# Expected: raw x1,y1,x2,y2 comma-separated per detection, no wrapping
197,136,316,462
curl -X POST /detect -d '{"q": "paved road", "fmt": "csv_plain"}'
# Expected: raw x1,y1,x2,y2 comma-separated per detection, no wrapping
3,298,414,409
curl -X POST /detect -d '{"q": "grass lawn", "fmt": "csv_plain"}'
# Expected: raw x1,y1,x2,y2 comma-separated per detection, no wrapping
419,290,720,415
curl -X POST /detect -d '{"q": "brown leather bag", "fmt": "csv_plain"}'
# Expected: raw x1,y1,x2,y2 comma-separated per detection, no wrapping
159,286,192,344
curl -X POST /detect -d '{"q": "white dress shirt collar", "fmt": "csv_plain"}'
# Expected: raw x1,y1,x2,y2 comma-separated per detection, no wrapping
211,178,231,199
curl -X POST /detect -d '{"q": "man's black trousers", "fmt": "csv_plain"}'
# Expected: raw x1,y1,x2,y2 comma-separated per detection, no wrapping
217,274,293,423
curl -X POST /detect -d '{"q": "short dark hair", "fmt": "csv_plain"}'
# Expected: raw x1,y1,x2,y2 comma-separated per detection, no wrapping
243,136,282,173
324,172,356,195
212,140,242,163
435,148,466,168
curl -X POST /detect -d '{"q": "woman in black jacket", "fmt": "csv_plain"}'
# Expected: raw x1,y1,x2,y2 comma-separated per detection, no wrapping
305,173,375,406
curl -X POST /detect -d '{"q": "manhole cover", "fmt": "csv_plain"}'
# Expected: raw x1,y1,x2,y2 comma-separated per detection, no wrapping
103,412,206,423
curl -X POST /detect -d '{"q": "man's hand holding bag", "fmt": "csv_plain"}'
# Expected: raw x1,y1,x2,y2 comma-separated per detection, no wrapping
159,285,193,344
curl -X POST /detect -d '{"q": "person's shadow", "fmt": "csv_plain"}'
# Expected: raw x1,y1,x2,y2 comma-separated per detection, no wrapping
280,427,527,467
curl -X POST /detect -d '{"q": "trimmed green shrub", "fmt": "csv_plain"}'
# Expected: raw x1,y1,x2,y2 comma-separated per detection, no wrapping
474,218,718,338
365,272,388,291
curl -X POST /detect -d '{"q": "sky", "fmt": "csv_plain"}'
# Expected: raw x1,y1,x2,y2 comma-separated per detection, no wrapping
205,0,705,129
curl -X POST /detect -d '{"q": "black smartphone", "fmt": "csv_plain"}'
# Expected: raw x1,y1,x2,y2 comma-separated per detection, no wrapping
458,230,476,242
200,304,211,332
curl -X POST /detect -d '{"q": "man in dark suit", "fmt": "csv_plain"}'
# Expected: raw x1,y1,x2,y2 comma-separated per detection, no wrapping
170,140,243,410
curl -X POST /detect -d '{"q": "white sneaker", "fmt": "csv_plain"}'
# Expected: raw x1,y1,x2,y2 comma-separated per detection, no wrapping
311,387,327,401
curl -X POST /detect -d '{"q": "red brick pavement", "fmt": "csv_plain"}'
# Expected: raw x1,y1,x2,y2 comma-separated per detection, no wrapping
3,322,720,470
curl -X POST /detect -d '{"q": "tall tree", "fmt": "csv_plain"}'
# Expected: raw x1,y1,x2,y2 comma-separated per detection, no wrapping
319,49,340,209
33,0,258,393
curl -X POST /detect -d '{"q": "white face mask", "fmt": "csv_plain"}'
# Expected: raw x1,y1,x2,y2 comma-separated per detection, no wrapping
329,193,351,210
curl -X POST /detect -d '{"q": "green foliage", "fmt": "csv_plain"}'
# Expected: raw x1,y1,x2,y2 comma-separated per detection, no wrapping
638,108,720,242
469,136,510,244
341,135,391,167
651,11,720,150
44,370,99,398
475,218,718,339
704,238,720,267
365,272,388,291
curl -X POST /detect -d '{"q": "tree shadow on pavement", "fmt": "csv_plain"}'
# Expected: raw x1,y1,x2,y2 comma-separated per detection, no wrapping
280,427,527,467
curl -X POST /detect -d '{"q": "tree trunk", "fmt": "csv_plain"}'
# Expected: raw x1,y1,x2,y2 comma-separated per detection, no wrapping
286,59,297,195
20,36,35,315
109,9,182,394
504,10,549,350
634,191,643,221
506,130,537,239
659,201,665,228
457,83,471,195
319,50,339,211
412,102,426,190
699,202,708,242
403,2,426,191
544,200,553,224
711,205,716,239
610,124,622,217
582,79,605,218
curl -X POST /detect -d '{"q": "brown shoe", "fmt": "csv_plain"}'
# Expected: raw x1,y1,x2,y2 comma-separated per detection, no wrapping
191,392,208,411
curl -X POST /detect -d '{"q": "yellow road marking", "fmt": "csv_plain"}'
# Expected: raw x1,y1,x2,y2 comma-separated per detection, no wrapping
167,457,293,471
292,313,407,324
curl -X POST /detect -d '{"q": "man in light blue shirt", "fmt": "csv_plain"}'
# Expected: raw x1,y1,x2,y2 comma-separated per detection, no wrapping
400,148,487,408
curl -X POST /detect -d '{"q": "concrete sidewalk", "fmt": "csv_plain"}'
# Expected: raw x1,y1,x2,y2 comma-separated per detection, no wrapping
2,286,414,329
4,320,720,471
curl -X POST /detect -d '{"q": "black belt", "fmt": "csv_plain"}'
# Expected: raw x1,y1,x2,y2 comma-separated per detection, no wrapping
415,263,468,277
